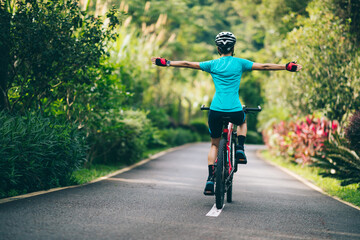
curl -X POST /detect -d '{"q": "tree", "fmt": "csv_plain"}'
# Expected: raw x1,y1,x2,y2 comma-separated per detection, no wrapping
0,0,118,113
280,0,360,122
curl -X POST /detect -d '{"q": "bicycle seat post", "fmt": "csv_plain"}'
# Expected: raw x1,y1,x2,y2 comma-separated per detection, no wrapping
221,117,231,138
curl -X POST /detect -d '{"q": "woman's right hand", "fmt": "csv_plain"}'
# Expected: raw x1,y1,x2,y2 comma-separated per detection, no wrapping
151,57,169,67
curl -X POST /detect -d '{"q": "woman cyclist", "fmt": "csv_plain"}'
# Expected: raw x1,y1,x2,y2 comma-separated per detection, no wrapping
151,32,302,195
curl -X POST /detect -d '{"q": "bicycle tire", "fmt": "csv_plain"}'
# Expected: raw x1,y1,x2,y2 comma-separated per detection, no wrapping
227,138,235,203
215,138,226,209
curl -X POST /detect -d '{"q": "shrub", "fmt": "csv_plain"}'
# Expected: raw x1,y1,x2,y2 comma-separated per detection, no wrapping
345,111,360,151
144,126,167,149
88,110,154,165
246,131,263,144
146,108,170,129
190,120,210,141
87,110,202,166
312,133,360,188
190,121,208,135
160,128,201,146
263,116,335,164
0,111,87,198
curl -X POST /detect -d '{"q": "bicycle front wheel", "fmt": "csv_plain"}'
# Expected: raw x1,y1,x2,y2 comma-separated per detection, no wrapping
215,138,226,209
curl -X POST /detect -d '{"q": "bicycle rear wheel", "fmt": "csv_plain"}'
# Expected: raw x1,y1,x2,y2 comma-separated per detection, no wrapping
215,138,226,209
227,137,235,203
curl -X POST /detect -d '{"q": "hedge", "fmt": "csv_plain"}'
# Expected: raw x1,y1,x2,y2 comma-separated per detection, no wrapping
0,111,86,198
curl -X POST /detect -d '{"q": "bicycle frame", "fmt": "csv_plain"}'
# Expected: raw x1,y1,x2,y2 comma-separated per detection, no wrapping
216,119,237,195
222,122,234,176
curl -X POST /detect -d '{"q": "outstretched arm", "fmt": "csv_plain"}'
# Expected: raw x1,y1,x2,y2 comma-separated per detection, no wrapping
252,61,302,71
151,57,201,70
169,60,201,69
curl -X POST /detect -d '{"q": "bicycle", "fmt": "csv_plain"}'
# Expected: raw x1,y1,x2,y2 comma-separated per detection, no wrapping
201,105,262,209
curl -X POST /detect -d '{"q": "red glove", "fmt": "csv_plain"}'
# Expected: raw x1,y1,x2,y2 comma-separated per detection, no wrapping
155,58,170,67
286,61,298,72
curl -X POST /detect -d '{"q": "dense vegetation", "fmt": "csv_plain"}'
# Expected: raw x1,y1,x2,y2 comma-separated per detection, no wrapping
255,0,360,187
0,0,359,197
0,111,87,197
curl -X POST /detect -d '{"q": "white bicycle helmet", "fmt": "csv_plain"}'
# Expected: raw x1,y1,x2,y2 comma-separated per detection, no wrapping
215,32,236,52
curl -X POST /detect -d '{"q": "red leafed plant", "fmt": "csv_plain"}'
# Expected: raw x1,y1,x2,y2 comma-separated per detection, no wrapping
263,115,338,165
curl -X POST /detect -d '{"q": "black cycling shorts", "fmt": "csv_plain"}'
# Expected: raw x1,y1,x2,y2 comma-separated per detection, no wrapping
208,110,246,138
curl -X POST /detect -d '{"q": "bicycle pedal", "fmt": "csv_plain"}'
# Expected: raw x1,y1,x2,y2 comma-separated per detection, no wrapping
203,191,215,196
237,159,247,165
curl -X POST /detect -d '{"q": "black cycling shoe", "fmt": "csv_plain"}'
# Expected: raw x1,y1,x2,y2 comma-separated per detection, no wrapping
236,145,247,164
203,177,215,196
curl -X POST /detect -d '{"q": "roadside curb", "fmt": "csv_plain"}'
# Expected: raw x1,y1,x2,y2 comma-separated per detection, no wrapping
256,150,360,211
0,143,196,205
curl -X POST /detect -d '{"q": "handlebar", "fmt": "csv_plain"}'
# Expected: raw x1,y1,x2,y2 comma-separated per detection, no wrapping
243,105,262,113
200,105,262,113
200,105,210,111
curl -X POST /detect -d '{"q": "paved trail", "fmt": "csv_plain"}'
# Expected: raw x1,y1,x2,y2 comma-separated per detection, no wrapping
1,143,359,240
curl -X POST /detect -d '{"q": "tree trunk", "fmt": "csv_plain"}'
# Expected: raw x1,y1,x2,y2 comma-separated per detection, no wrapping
178,97,182,124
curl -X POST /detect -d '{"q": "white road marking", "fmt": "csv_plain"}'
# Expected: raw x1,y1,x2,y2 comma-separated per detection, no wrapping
206,204,225,217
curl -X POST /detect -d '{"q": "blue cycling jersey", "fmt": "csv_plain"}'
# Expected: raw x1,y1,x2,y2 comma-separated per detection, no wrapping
199,56,253,112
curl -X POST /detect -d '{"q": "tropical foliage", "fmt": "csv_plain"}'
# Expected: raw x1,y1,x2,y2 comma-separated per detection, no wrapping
254,0,360,186
311,112,360,187
0,111,86,198
1,0,359,197
312,132,360,187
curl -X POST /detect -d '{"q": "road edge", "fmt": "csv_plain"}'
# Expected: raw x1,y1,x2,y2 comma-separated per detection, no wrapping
0,143,197,205
256,150,360,211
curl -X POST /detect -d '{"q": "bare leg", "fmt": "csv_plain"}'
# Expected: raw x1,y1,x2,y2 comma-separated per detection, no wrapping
208,137,220,165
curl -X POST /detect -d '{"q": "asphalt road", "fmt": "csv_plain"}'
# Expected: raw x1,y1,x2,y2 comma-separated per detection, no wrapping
0,143,359,240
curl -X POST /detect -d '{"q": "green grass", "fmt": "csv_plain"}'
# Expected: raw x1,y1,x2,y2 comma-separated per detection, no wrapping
261,150,360,207
71,163,126,184
72,146,171,185
143,146,171,158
